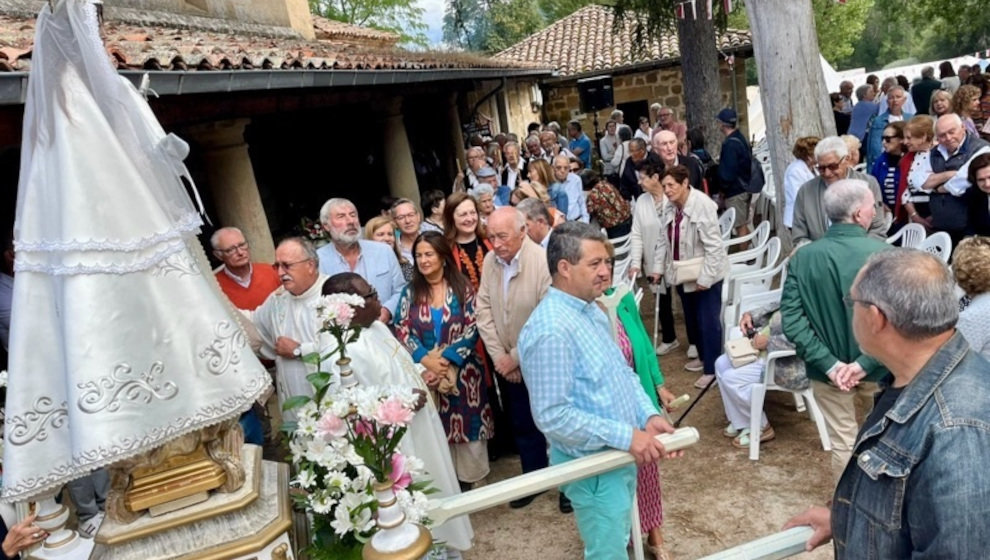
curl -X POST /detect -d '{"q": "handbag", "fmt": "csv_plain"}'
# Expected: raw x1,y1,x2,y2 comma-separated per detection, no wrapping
671,256,704,286
725,337,759,368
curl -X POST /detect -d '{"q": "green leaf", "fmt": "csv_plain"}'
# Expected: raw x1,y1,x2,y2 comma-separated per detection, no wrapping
307,371,332,389
282,395,311,411
280,420,298,434
301,351,323,365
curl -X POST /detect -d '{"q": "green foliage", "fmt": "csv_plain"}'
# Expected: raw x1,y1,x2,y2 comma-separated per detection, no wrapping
282,395,311,412
811,0,873,65
309,0,428,47
444,0,548,52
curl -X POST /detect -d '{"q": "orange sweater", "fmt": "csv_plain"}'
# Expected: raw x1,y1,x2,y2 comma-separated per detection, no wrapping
215,264,281,311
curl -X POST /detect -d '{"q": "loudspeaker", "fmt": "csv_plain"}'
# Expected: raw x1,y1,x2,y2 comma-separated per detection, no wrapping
577,75,614,113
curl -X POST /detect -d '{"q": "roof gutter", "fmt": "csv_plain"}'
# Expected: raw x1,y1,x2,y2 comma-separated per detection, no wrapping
0,67,554,106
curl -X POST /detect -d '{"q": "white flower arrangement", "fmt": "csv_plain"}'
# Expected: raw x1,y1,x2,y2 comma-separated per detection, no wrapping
287,384,435,557
285,293,436,559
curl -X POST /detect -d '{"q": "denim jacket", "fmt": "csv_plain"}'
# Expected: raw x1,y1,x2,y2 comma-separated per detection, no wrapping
831,332,990,558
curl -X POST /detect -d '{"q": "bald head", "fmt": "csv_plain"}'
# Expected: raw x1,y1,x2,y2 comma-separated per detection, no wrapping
936,113,966,153
487,207,527,262
652,130,678,165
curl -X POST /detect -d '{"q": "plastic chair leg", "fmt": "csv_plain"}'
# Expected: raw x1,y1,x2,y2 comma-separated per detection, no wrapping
793,393,806,413
803,390,832,452
749,385,767,461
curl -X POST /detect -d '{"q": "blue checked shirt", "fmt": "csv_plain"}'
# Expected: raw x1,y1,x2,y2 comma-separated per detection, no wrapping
519,287,659,457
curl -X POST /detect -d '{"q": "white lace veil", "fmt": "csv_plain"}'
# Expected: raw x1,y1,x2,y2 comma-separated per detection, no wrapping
3,0,270,501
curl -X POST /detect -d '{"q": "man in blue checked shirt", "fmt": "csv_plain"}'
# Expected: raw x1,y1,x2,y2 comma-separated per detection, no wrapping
519,221,680,559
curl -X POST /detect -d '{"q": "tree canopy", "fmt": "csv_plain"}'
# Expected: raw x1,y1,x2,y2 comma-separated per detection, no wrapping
308,0,428,47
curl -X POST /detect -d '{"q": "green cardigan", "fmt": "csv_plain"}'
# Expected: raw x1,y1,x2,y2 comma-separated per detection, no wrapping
780,223,892,384
602,287,664,412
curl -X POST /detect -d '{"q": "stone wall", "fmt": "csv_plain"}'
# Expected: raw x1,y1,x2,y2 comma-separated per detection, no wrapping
461,79,542,141
542,58,750,139
118,0,313,38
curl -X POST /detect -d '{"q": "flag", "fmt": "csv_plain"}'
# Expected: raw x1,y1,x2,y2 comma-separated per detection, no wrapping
675,2,684,19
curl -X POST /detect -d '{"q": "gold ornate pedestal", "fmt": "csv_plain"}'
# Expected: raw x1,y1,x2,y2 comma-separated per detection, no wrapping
87,447,293,560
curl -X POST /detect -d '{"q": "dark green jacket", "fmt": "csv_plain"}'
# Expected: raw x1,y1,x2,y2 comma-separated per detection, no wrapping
781,223,892,384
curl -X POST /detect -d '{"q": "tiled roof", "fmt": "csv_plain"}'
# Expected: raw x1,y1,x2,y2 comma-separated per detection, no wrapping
0,5,540,73
494,4,751,77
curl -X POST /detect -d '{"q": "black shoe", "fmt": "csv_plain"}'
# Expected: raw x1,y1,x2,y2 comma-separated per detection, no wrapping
558,493,573,514
459,481,473,492
509,491,546,509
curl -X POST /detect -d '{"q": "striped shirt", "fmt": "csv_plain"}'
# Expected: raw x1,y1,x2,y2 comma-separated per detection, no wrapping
519,287,658,457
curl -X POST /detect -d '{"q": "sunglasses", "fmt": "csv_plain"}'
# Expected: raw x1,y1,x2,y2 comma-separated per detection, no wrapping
881,135,901,142
816,156,846,173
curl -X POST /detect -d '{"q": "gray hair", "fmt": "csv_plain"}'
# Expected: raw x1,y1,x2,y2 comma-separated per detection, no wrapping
888,85,906,97
629,137,647,152
278,236,320,266
921,66,935,79
524,134,541,147
855,84,872,101
547,221,607,276
517,198,551,225
472,184,495,199
610,109,624,120
389,198,419,218
319,198,356,226
823,179,872,223
650,102,662,112
814,135,849,162
210,226,243,251
547,121,561,133
854,249,958,339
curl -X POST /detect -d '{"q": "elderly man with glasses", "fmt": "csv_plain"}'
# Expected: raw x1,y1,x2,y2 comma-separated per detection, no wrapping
211,226,282,313
252,236,329,417
781,179,893,483
791,136,888,247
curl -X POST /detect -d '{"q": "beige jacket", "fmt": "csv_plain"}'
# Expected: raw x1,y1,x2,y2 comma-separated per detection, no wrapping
476,237,551,363
654,189,728,292
629,192,666,276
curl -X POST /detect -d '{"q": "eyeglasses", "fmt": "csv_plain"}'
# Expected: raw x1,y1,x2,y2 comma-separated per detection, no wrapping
842,295,886,317
881,135,901,142
394,211,418,222
217,241,248,256
273,258,313,271
359,288,378,300
816,156,846,173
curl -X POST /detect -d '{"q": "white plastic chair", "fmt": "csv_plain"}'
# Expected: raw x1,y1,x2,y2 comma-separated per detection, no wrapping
918,231,952,263
749,349,832,461
719,207,736,240
724,220,770,250
728,236,779,276
885,223,926,248
723,257,789,344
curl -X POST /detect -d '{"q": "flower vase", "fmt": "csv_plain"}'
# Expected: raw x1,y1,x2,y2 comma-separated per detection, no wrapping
338,357,357,388
362,480,432,560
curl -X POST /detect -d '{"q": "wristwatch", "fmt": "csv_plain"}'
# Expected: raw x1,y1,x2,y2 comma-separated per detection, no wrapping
292,346,302,358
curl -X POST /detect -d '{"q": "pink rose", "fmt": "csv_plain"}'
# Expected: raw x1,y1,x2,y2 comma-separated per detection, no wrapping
374,397,414,427
354,419,376,438
315,412,348,440
389,453,413,490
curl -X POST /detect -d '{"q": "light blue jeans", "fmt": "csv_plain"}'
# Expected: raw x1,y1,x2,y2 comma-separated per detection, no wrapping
551,447,637,559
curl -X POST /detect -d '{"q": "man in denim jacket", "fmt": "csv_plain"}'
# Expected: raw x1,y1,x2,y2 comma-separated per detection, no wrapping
786,249,990,557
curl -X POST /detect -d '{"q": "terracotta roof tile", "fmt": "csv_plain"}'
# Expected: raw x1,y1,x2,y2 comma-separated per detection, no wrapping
0,10,541,73
494,4,751,77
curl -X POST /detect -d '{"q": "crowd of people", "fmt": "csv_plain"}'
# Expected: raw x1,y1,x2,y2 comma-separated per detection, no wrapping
198,72,990,559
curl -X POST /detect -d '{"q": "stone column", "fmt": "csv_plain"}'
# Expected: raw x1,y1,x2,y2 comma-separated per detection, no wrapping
186,118,275,264
381,97,420,205
447,92,466,177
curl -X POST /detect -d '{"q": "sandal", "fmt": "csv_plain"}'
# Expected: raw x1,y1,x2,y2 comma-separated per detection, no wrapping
732,425,775,449
723,424,741,438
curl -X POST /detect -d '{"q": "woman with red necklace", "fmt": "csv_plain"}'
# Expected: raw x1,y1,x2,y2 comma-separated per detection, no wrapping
443,192,510,460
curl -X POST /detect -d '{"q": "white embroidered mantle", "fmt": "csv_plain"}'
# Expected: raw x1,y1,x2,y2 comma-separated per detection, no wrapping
2,0,270,501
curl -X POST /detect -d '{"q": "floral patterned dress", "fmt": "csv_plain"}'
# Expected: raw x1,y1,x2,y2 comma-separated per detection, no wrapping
452,237,496,386
393,283,493,443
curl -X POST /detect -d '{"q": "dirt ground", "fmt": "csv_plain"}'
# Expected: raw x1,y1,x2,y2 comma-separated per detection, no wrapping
464,287,837,560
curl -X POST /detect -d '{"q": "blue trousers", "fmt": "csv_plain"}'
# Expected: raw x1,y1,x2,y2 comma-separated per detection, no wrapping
551,448,637,560
498,375,549,473
678,280,724,374
239,408,264,446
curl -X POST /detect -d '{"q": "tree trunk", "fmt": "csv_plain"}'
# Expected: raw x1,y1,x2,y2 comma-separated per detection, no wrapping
745,0,835,252
676,16,723,158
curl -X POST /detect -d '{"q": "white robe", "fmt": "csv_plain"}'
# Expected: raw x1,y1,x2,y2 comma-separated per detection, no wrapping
252,275,328,416
320,321,474,551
